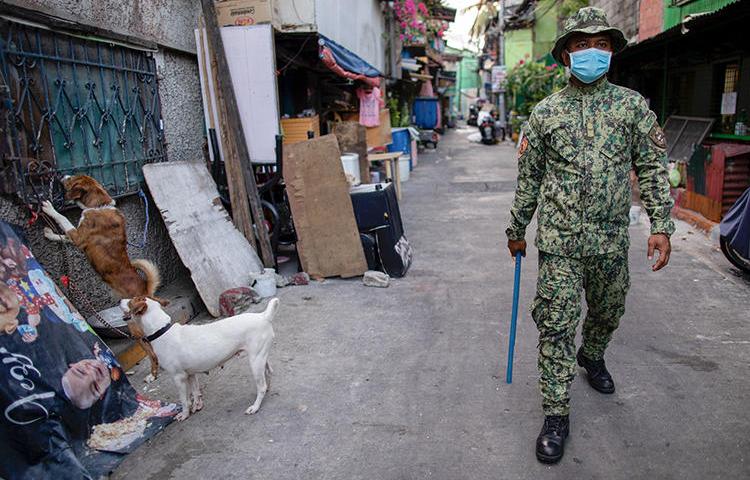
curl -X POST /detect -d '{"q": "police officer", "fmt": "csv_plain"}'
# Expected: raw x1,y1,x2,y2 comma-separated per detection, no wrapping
505,8,674,464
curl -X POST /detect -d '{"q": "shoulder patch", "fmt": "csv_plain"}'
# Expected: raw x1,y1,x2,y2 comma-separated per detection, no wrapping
649,125,667,150
518,137,529,156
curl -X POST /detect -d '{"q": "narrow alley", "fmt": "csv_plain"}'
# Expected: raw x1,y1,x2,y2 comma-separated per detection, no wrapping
113,128,750,480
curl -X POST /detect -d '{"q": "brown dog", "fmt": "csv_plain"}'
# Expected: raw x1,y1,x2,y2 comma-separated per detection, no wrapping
42,175,162,381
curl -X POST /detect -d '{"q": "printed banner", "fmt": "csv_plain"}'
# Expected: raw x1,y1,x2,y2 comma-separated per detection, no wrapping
0,222,176,479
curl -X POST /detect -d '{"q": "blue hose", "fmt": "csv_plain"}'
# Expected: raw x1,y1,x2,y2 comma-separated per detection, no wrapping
128,189,149,249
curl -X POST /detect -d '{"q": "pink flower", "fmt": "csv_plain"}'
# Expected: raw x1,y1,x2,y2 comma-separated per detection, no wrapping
545,65,553,71
401,21,408,28
400,33,405,41
418,2,428,14
551,63,558,68
411,19,419,28
519,60,524,65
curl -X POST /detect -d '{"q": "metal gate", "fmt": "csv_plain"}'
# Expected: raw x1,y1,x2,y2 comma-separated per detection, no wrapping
0,18,166,206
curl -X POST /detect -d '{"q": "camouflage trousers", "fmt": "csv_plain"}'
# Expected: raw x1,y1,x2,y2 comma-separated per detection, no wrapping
532,250,630,416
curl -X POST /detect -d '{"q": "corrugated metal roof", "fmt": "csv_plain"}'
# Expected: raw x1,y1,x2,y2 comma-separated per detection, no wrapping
619,0,750,57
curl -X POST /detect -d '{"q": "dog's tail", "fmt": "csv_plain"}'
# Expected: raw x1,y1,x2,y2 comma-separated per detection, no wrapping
132,259,161,296
263,297,280,322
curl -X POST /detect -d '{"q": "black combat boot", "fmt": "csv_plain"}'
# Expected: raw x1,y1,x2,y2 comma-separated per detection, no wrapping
577,348,615,394
536,415,569,464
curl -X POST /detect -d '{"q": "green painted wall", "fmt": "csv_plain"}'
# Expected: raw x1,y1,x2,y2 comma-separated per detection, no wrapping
664,0,739,30
533,0,559,60
459,55,480,90
505,28,534,67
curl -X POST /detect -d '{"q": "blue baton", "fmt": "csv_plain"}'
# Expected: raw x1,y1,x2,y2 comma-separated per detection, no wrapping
506,251,522,384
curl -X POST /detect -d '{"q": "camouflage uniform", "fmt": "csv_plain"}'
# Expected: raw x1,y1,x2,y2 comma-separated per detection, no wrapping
505,18,675,415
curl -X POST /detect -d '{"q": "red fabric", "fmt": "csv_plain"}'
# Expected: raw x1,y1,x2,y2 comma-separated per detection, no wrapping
320,47,380,87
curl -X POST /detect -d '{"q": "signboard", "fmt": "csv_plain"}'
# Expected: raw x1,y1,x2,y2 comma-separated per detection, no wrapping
721,92,737,115
491,66,506,93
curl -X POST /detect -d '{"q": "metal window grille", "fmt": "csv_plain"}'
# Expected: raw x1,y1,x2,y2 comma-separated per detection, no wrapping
723,63,739,93
0,19,166,206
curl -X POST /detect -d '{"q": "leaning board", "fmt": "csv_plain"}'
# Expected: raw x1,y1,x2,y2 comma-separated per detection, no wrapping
284,135,367,278
143,162,264,316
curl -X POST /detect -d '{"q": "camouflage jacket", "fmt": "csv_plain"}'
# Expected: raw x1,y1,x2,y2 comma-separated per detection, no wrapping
506,79,675,258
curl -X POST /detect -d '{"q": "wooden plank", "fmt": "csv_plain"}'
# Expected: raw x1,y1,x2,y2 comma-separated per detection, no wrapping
201,0,275,267
283,135,368,278
143,162,264,316
199,24,256,246
683,190,722,223
342,109,393,148
333,121,369,184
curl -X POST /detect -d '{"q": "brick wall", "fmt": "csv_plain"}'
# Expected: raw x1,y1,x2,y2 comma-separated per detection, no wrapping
639,0,665,41
589,0,640,42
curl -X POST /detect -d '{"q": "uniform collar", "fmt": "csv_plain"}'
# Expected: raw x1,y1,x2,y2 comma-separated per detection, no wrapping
564,76,610,98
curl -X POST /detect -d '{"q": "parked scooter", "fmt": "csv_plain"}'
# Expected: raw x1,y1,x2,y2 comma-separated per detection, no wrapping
467,104,479,126
478,110,497,145
719,186,750,273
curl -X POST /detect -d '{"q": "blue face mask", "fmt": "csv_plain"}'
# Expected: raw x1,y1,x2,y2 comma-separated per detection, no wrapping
569,48,612,84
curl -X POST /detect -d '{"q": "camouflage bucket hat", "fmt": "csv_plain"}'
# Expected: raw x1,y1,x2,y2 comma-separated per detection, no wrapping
551,7,627,64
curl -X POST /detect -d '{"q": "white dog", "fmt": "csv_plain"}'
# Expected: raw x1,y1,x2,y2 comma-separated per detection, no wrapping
120,296,278,420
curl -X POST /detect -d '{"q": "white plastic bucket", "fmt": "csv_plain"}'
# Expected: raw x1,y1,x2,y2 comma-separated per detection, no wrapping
252,268,277,298
398,155,410,182
340,153,361,184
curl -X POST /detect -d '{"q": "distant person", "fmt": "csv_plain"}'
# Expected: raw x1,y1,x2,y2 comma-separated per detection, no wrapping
505,8,674,463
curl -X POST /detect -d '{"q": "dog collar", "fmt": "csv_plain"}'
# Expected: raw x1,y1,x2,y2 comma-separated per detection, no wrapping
146,324,173,343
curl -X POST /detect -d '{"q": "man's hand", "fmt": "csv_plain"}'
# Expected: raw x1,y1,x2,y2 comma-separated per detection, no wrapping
508,239,527,258
647,234,671,271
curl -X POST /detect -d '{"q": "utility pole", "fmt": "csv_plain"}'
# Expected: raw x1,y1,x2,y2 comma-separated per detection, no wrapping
497,0,507,133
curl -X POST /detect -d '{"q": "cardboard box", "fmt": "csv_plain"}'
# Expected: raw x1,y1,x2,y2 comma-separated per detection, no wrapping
215,0,272,27
343,109,393,148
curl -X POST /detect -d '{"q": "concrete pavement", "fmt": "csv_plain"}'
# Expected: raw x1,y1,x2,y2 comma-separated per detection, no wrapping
113,126,750,480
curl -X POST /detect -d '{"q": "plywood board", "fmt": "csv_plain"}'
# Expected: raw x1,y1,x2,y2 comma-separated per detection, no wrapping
284,135,367,278
333,121,369,184
143,162,264,316
221,25,280,165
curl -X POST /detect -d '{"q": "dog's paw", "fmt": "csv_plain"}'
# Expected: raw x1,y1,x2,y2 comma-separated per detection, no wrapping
144,373,156,384
245,404,260,415
43,227,56,241
41,200,55,216
191,397,204,413
175,411,190,422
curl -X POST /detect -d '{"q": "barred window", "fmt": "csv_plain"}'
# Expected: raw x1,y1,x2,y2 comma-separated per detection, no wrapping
0,19,166,206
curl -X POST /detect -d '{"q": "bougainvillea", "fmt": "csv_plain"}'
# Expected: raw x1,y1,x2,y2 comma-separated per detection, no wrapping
392,0,429,44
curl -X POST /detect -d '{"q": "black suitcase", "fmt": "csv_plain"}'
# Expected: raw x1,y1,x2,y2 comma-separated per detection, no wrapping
359,233,381,271
350,182,413,277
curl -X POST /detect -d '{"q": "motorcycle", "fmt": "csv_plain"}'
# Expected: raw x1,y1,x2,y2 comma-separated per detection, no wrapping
719,186,750,273
479,116,497,145
467,104,479,126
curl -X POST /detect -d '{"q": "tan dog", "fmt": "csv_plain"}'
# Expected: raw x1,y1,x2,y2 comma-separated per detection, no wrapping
41,175,161,380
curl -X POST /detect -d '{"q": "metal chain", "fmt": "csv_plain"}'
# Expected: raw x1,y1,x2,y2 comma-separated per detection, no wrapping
65,280,133,339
